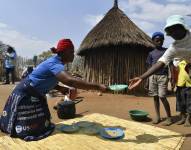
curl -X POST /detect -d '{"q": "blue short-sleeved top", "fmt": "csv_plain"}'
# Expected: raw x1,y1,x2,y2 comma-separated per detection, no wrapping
29,55,64,94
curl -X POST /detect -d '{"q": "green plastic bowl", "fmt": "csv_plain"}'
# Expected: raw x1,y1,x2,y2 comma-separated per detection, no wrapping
109,84,128,91
129,110,149,121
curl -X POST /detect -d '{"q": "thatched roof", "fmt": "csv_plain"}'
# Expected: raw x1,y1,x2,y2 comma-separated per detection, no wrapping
77,1,154,56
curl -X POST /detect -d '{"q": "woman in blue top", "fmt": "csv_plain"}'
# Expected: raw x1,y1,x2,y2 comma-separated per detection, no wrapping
0,39,108,141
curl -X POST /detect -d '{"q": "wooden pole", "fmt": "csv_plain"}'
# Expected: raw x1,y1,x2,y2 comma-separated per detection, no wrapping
114,0,118,8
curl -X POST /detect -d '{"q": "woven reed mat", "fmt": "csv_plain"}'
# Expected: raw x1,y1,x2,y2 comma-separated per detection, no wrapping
0,113,185,150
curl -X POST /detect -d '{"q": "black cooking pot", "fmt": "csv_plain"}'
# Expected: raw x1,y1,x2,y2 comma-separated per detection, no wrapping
54,99,83,119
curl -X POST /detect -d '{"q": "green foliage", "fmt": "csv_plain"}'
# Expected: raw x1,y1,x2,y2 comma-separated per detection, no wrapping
38,50,53,60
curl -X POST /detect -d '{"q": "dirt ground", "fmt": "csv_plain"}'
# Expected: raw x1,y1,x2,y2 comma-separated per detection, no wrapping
0,83,190,150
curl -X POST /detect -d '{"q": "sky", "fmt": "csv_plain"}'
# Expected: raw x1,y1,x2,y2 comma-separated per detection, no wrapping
0,0,191,58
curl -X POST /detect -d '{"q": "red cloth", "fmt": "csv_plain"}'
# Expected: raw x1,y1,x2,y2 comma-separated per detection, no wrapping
56,39,74,53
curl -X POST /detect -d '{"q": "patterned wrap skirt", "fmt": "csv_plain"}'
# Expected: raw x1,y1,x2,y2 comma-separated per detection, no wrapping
0,78,55,141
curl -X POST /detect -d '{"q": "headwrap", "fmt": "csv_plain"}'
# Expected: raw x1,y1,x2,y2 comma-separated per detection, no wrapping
152,32,164,40
51,39,74,53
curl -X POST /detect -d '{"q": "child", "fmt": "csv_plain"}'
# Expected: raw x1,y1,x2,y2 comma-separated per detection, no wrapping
171,58,191,126
146,32,172,125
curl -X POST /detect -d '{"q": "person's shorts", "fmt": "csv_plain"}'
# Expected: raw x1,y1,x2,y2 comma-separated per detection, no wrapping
176,87,191,113
176,87,186,113
148,75,168,98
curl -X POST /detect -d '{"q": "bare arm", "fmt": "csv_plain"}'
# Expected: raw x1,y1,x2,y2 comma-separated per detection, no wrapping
140,61,165,79
56,71,107,92
54,85,69,94
129,61,165,90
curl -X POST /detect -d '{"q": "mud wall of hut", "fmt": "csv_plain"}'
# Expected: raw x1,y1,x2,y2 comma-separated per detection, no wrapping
83,46,150,94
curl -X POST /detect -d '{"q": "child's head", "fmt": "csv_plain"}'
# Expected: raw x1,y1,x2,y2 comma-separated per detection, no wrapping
7,46,14,53
152,32,164,48
164,15,188,40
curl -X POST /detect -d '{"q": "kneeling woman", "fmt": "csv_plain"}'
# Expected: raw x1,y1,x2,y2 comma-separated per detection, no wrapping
0,39,108,141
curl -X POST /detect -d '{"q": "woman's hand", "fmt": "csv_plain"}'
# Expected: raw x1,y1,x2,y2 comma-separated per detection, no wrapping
69,88,77,100
55,85,69,95
128,77,142,90
98,84,109,92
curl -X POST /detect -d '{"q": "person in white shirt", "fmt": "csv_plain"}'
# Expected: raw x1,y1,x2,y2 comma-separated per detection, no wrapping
3,46,17,84
129,15,191,88
129,15,191,125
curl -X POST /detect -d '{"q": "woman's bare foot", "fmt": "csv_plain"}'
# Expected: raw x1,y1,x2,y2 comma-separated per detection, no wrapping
177,118,186,125
184,121,191,127
184,114,191,127
177,113,186,125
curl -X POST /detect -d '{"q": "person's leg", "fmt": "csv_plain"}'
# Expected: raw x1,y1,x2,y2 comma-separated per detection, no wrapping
153,96,161,124
160,97,173,126
176,87,187,125
5,68,10,84
184,88,191,127
177,112,187,125
184,113,191,127
158,75,172,126
148,75,161,124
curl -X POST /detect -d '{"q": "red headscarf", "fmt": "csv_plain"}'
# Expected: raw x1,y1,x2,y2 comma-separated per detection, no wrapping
52,39,74,53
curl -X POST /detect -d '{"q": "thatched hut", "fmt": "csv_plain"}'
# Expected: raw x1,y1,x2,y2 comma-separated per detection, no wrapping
76,0,155,93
